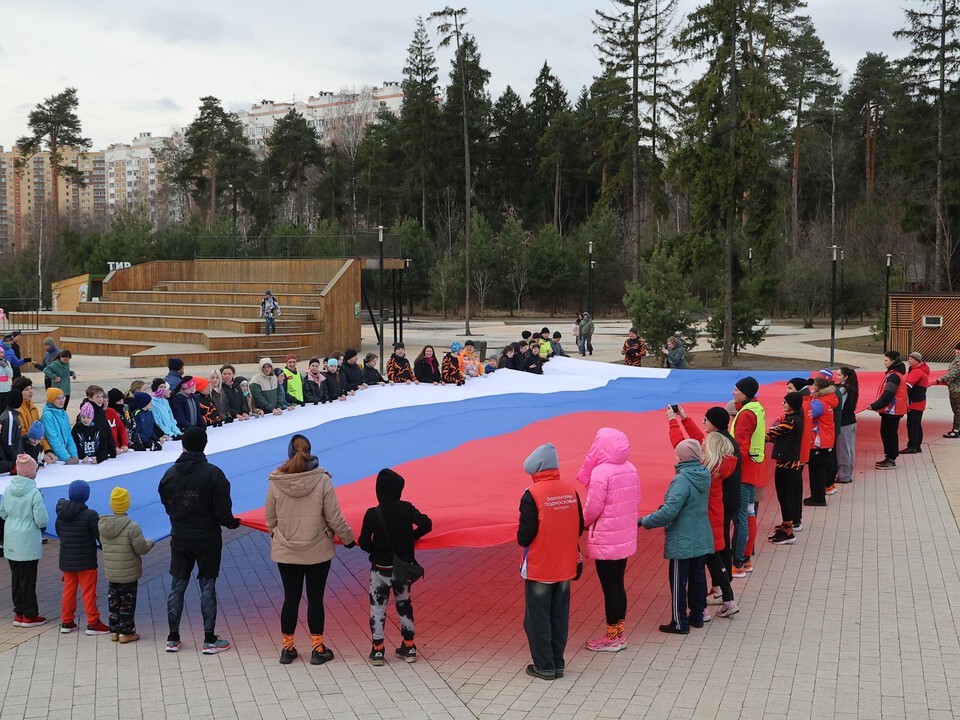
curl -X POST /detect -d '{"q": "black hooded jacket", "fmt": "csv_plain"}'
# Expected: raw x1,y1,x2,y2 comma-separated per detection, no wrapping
79,399,117,459
341,361,364,392
414,356,442,383
158,451,238,542
358,469,432,567
221,381,248,417
56,499,100,572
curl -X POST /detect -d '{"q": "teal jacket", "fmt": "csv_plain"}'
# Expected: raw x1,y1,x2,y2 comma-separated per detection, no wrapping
43,359,73,396
41,405,78,461
640,459,714,559
0,476,48,561
151,396,180,437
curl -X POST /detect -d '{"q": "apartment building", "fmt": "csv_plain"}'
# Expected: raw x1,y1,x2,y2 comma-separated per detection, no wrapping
105,132,166,211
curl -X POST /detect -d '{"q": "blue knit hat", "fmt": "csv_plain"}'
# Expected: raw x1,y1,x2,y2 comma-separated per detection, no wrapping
450,341,462,353
27,421,44,442
69,480,90,503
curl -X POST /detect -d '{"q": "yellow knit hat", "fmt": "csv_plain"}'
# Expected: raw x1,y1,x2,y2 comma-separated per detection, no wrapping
110,487,131,514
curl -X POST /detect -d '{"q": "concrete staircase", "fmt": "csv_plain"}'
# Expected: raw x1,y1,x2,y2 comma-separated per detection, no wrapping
18,260,361,369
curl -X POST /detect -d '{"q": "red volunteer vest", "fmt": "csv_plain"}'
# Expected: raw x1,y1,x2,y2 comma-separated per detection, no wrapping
876,369,908,417
523,474,580,583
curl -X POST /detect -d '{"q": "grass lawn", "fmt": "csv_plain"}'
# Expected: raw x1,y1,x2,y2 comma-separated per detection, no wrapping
806,335,883,355
685,352,830,371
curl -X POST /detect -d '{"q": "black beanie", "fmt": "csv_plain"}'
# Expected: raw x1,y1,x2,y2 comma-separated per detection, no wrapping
735,376,759,398
785,392,804,413
168,357,184,372
787,377,811,391
182,427,208,453
344,348,358,362
6,389,22,410
704,406,730,431
107,388,125,407
393,342,404,350
151,378,166,392
540,327,550,335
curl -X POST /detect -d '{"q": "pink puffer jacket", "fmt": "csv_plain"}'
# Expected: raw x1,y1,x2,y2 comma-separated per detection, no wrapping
576,427,641,561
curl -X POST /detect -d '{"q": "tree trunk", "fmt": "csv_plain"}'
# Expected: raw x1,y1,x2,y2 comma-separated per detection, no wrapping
791,97,803,253
208,139,217,225
934,0,946,290
48,135,60,240
864,101,873,195
553,154,561,232
630,0,641,281
457,22,472,336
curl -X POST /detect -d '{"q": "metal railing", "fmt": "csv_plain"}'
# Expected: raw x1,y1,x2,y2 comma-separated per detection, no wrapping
193,233,403,260
0,298,41,331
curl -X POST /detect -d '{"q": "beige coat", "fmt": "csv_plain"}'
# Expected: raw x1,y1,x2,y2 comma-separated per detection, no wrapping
265,465,355,565
98,514,154,584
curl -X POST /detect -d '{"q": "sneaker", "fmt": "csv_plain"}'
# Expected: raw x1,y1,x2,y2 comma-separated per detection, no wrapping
793,523,804,532
20,616,47,628
767,524,783,540
12,614,23,627
369,644,385,666
943,429,960,439
743,560,754,573
586,635,625,652
202,637,232,655
900,447,920,454
803,497,827,507
688,615,704,629
395,643,417,663
525,664,556,680
165,639,182,652
825,485,838,495
658,623,689,635
279,647,298,665
85,621,110,635
118,633,139,644
876,459,896,469
835,478,853,484
311,647,334,665
770,530,796,545
702,611,712,623
60,621,78,633
731,565,747,578
707,589,724,606
716,601,740,618
111,633,119,642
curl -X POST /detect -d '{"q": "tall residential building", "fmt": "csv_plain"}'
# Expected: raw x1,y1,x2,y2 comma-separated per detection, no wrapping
105,132,167,212
236,82,404,155
0,146,107,254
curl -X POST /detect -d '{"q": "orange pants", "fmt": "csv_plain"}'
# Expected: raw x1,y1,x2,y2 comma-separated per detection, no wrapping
61,570,100,625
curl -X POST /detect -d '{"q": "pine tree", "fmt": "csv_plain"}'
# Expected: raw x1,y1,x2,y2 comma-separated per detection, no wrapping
265,110,324,226
15,87,92,240
399,17,443,228
895,0,960,289
488,86,533,218
843,53,897,198
529,63,572,230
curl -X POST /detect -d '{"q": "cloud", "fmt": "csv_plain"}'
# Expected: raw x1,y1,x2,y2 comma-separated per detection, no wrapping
134,10,245,45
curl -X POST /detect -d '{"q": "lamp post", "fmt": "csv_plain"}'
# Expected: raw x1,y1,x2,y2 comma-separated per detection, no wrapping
378,226,385,374
883,253,892,353
839,249,845,330
748,247,753,273
829,245,838,365
587,241,594,315
399,258,410,344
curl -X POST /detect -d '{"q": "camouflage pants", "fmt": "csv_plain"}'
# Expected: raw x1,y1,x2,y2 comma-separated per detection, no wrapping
108,581,139,635
369,568,414,643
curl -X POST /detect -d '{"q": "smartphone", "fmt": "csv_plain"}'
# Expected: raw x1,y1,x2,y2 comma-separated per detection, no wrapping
670,404,680,413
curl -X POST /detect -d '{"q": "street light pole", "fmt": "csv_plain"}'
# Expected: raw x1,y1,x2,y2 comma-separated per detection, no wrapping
378,226,385,374
839,249,845,330
748,247,753,273
830,245,838,365
400,258,410,343
883,253,892,353
587,241,594,315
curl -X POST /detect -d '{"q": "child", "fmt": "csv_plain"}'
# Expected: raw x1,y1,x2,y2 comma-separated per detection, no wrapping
538,328,554,359
766,392,804,545
639,439,714,634
358,468,432,666
483,354,498,374
551,332,568,358
43,349,75,408
194,377,222,427
238,378,264,416
149,380,181,439
23,422,48,467
15,377,54,464
281,355,306,406
72,402,109,464
98,487,154,642
441,343,464,385
323,358,348,401
303,357,329,403
342,349,366,393
0,388,23,474
104,389,131,454
361,354,386,386
40,388,79,464
1,454,49,627
209,369,234,423
172,377,205,430
523,341,545,375
79,386,117,459
250,360,285,415
57,480,109,635
621,328,647,367
130,392,163,451
386,343,417,384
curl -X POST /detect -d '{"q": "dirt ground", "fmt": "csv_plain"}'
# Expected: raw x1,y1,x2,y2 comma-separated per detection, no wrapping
806,335,883,355
678,352,824,371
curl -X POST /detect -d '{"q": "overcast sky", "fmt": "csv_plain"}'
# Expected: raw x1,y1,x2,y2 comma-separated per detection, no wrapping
0,0,911,150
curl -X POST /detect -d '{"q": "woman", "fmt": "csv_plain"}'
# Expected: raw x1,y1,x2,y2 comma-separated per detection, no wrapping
265,434,355,665
903,352,930,454
662,337,687,369
413,346,442,384
125,380,146,401
577,427,640,651
149,380,181,439
669,406,739,618
573,314,583,355
209,369,234,423
497,344,517,370
835,367,859,483
804,377,839,505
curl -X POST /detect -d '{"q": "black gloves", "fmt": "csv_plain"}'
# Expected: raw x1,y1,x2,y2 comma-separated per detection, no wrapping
224,517,241,529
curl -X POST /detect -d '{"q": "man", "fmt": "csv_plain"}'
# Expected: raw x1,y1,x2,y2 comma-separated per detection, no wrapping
730,377,766,576
260,290,281,336
158,427,240,654
164,358,185,395
578,313,595,356
937,342,960,438
281,355,305,406
868,351,908,469
517,442,583,681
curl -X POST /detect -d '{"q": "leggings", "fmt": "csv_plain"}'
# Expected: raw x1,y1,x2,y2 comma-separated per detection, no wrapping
277,561,331,635
595,558,628,625
705,551,734,602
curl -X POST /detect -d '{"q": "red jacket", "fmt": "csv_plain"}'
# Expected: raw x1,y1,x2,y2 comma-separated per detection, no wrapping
905,362,931,411
105,407,129,449
733,402,767,487
669,417,735,551
798,393,813,463
809,386,839,450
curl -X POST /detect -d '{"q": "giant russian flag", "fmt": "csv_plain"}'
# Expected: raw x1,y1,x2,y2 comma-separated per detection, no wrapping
1,358,888,547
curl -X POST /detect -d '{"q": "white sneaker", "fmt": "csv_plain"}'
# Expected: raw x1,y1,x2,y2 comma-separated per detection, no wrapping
793,523,803,532
716,602,740,618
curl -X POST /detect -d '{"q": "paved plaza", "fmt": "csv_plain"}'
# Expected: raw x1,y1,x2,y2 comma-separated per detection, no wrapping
1,322,958,719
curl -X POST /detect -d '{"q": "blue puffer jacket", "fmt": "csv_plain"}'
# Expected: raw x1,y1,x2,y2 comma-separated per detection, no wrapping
55,499,100,572
640,459,714,560
171,392,203,432
41,405,78,461
151,396,180,437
